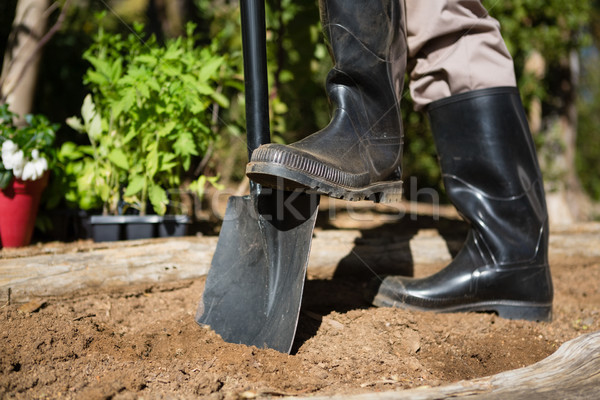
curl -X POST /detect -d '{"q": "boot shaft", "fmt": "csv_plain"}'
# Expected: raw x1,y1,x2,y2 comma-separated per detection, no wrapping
427,87,549,267
319,0,406,142
319,0,406,65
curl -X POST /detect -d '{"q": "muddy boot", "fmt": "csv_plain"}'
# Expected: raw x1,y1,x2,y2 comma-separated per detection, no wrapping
246,0,406,202
372,87,553,322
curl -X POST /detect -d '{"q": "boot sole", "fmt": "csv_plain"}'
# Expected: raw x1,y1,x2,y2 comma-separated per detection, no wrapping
373,294,552,322
247,162,403,203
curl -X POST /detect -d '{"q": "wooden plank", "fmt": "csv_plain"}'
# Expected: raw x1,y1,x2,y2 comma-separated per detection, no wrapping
289,330,600,400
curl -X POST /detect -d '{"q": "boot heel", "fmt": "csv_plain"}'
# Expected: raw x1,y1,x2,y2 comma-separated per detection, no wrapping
366,181,403,203
494,304,552,322
378,188,403,203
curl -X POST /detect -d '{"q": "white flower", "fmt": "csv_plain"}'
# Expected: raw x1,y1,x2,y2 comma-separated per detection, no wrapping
2,141,48,180
2,139,18,153
2,140,19,167
21,161,36,181
20,156,48,181
5,149,25,178
34,156,48,177
11,153,25,178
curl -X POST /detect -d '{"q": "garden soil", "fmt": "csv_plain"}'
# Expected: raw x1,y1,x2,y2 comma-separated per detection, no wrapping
1,220,599,399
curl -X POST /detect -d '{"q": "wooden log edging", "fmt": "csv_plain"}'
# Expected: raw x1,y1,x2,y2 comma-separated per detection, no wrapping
1,225,600,303
290,330,600,400
0,239,218,303
1,229,452,303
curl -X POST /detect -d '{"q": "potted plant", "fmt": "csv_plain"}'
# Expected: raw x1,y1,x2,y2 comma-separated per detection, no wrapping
66,20,234,241
0,104,58,247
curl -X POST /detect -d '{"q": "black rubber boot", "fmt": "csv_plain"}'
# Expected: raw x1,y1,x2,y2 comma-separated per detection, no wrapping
372,87,553,322
246,0,406,202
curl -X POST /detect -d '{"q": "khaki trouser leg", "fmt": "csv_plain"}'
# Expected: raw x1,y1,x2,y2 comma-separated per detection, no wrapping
405,0,517,110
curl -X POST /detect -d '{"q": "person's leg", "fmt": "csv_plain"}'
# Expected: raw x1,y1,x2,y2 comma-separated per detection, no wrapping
372,1,553,321
406,0,516,109
246,0,407,202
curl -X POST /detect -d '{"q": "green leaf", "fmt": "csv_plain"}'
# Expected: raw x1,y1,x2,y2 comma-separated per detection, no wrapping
173,131,199,170
211,91,230,108
188,175,206,199
113,88,136,118
124,175,145,196
157,121,177,138
85,55,109,74
0,170,13,189
159,153,179,172
159,161,178,172
188,96,207,113
148,184,168,215
58,142,84,160
136,54,158,67
173,131,199,158
86,55,115,83
110,58,123,82
80,145,95,156
85,70,109,86
137,83,150,99
161,152,176,163
66,116,84,133
198,56,224,82
77,94,103,139
146,144,159,177
146,79,161,92
163,45,183,61
123,126,139,144
81,94,96,126
160,63,181,77
108,148,130,170
207,175,224,190
88,113,102,139
159,152,178,171
195,82,214,95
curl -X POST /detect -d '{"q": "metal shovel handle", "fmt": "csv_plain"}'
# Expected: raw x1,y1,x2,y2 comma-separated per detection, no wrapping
241,0,270,159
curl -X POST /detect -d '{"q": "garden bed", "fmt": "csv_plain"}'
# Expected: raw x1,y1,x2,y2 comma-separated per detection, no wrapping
1,203,599,399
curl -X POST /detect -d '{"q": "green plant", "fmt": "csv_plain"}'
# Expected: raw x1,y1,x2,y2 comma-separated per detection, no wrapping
65,94,118,213
67,19,237,215
0,104,58,189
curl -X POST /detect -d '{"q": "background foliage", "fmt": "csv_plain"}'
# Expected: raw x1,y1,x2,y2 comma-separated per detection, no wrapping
576,0,600,201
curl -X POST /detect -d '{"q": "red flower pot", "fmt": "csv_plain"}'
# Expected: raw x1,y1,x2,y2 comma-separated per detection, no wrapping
0,173,49,248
